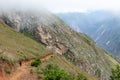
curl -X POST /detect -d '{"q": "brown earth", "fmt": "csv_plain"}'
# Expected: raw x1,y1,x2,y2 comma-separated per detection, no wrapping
0,53,54,80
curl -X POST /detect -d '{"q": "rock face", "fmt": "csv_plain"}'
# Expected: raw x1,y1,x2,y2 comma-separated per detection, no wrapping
0,10,118,80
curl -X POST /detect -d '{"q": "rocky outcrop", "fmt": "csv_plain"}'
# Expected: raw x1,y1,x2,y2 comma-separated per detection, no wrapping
0,12,21,31
37,26,67,54
37,26,52,45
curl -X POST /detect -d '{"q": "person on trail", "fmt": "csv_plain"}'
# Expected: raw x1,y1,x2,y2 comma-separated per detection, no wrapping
19,60,22,67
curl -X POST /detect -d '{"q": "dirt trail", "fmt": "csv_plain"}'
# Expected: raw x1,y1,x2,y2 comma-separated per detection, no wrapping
10,60,31,80
8,53,54,80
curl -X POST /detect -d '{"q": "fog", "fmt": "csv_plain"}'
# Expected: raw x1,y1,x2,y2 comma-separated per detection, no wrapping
0,0,45,12
0,0,120,13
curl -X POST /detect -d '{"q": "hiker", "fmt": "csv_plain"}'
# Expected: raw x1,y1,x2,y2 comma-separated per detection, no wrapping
19,60,22,67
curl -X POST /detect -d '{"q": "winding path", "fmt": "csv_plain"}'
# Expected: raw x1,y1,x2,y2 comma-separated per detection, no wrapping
9,53,54,80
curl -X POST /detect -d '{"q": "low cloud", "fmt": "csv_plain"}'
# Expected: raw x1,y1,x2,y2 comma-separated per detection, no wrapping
0,0,120,13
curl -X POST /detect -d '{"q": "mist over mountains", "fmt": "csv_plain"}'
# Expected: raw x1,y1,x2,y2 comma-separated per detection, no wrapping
0,0,120,80
0,9,119,80
57,10,120,56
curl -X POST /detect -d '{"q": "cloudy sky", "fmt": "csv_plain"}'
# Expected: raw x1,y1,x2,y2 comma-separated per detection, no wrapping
1,0,120,13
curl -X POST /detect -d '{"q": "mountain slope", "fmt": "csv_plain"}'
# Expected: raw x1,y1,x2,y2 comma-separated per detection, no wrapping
0,20,97,80
0,20,50,60
57,11,120,56
57,11,112,34
0,10,119,80
92,18,120,56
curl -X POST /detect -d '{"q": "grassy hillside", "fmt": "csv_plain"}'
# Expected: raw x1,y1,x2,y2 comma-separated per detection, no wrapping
41,54,97,80
0,21,50,61
1,10,119,80
0,21,97,80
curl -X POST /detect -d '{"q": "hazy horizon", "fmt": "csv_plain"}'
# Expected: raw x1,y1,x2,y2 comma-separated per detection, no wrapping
0,0,120,13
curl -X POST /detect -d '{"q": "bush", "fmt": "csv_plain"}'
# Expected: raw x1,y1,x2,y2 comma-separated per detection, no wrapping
44,64,71,80
31,59,41,67
5,69,11,74
17,51,26,60
110,65,120,80
37,66,43,74
76,73,88,80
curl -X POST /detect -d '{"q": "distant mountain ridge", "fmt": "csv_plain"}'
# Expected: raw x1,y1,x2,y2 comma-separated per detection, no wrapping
0,10,119,80
57,11,120,56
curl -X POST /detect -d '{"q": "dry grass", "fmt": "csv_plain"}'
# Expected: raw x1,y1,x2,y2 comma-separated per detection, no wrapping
0,21,50,61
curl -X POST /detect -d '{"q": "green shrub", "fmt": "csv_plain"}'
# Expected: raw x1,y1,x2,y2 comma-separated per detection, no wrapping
31,59,41,67
110,65,120,80
17,51,26,60
5,69,11,74
44,64,71,80
76,73,88,80
37,66,43,74
45,64,57,70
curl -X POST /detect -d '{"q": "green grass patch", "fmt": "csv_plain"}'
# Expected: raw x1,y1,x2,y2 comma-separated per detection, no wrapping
31,59,41,67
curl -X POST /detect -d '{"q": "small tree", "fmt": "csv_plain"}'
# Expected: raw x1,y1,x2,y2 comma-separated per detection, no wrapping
44,64,72,80
110,65,120,80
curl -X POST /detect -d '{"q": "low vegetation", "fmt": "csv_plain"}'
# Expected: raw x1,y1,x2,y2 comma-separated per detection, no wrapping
5,69,11,74
110,65,120,80
36,63,88,80
17,51,27,60
44,64,72,80
31,59,41,67
76,73,88,80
